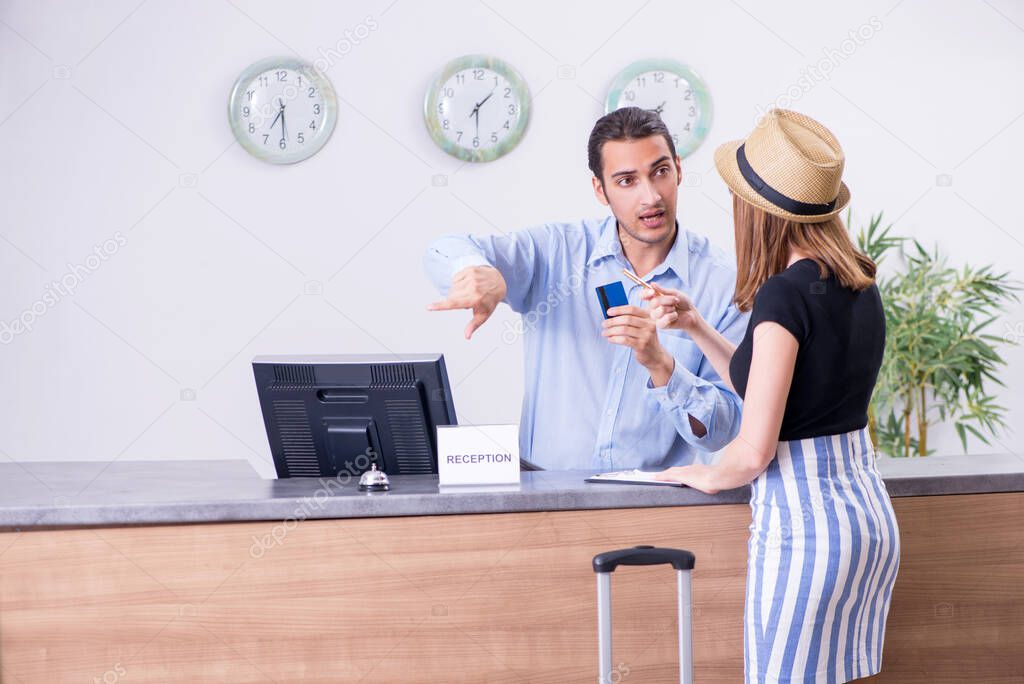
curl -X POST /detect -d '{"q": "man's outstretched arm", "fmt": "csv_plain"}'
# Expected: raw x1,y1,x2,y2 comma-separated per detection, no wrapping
424,226,556,337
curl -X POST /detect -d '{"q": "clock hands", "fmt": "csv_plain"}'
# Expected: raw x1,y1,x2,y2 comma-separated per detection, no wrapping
278,98,286,143
267,98,287,143
650,101,667,116
474,90,495,110
468,87,497,140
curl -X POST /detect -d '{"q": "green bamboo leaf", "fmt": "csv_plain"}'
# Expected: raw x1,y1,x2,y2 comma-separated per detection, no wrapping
859,212,1017,456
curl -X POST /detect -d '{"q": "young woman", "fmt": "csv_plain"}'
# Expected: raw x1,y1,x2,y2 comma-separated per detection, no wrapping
648,109,900,683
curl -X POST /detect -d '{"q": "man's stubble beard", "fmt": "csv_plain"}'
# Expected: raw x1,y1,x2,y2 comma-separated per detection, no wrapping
615,214,676,247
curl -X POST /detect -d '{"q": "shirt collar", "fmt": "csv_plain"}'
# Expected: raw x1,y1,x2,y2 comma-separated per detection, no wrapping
587,216,622,267
587,216,691,287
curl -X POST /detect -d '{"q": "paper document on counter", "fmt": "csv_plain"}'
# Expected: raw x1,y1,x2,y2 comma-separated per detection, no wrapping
585,469,685,487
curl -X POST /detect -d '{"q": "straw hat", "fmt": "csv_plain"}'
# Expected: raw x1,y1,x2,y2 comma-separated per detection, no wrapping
714,109,850,223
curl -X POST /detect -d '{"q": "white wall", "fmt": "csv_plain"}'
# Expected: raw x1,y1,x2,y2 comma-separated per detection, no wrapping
2,0,1022,477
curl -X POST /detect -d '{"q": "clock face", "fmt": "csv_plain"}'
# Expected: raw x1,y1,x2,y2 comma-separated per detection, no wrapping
228,57,338,164
424,55,531,163
605,59,712,159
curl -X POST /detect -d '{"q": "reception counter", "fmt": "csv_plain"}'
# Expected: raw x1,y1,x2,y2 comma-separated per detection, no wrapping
2,454,1023,682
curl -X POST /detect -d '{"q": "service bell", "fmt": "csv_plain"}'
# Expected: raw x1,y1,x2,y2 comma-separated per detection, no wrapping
358,463,390,492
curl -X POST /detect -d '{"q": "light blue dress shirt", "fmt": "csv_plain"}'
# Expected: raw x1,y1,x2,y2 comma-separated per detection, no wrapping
424,216,749,470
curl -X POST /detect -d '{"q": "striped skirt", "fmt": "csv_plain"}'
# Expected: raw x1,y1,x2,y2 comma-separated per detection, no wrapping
744,427,900,683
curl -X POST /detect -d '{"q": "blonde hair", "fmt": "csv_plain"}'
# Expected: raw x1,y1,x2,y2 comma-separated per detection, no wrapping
732,193,876,312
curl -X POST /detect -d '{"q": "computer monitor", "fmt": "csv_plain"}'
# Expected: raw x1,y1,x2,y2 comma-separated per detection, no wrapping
252,354,457,478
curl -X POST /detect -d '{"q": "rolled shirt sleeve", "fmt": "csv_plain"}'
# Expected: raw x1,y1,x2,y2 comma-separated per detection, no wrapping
423,227,555,313
645,301,748,454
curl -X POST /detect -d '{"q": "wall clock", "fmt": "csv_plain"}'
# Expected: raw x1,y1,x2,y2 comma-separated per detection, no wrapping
605,58,712,159
228,57,338,164
424,54,531,163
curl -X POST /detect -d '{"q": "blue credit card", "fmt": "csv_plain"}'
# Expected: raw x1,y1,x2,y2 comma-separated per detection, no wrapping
596,281,629,319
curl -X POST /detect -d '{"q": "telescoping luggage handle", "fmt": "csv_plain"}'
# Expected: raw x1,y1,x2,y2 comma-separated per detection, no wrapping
592,545,695,684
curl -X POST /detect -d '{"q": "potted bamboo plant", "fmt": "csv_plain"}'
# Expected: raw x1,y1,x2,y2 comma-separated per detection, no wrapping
856,213,1020,457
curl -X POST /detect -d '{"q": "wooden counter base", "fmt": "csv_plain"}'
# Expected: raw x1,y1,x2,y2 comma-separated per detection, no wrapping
1,493,1021,682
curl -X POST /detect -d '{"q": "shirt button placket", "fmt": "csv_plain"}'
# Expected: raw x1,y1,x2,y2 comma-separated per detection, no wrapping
600,345,630,462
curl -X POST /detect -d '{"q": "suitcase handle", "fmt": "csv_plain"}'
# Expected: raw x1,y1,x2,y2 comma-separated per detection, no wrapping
593,546,695,683
592,545,696,573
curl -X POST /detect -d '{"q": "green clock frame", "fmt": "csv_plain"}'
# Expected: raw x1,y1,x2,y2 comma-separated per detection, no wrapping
604,58,713,159
423,54,532,163
227,56,339,165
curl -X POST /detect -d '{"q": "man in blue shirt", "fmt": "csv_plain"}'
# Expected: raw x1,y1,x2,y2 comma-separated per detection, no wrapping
424,107,748,470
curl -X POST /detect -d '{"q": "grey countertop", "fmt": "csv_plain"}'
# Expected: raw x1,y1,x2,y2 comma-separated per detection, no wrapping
2,452,1024,528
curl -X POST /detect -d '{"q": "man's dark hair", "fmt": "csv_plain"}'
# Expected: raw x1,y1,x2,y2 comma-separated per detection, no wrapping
587,106,678,184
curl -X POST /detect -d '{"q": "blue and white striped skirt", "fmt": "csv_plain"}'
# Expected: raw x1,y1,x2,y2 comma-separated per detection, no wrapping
744,427,900,683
